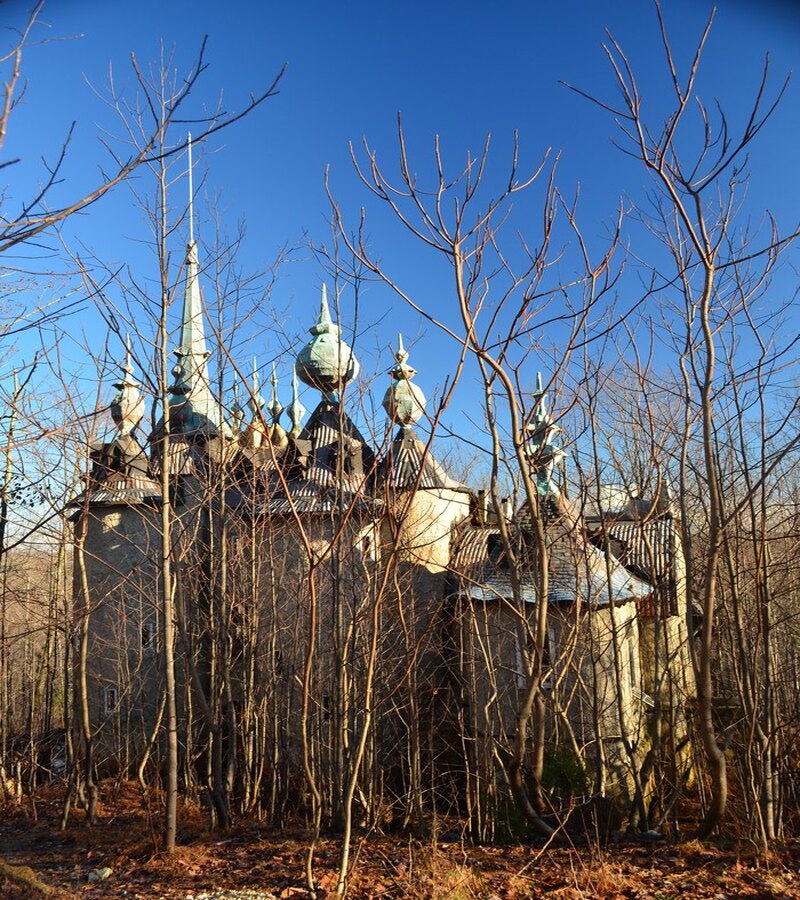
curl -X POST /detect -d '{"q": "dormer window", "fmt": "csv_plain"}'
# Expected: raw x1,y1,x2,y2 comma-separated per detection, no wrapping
329,439,362,478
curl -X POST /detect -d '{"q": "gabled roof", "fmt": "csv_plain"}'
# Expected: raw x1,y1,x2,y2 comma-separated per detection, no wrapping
246,399,380,517
73,434,160,507
449,493,652,608
379,426,465,492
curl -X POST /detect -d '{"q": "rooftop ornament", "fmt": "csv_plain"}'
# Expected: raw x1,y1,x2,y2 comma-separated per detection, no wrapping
267,364,288,449
295,284,359,398
162,133,229,437
230,382,246,434
110,335,145,437
525,372,565,497
382,334,426,427
287,370,306,439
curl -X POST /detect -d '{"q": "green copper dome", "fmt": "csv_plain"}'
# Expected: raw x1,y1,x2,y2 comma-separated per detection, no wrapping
295,284,359,395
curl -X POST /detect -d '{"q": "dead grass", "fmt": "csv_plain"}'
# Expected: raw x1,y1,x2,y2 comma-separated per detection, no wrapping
409,851,487,900
2,782,800,898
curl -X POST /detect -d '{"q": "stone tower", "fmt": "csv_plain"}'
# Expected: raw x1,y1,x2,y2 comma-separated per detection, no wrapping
72,339,161,768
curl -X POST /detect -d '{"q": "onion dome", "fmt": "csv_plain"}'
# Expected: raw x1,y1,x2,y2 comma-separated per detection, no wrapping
110,335,145,436
382,334,426,426
524,372,566,496
287,370,306,439
295,284,359,395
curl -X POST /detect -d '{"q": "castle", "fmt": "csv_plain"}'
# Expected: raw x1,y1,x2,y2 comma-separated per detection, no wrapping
72,219,695,832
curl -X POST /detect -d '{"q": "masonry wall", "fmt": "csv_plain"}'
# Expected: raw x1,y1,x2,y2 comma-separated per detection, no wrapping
74,504,162,771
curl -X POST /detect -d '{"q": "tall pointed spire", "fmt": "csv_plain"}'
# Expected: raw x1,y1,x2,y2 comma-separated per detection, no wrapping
187,132,194,245
165,134,228,436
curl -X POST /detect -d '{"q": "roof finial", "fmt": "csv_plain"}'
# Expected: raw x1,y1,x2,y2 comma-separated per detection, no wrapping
267,363,283,425
525,371,564,496
396,333,408,365
295,282,360,395
111,334,145,437
188,132,194,245
311,282,333,335
152,138,230,441
287,369,306,438
383,333,426,426
123,332,134,377
230,381,245,434
249,357,265,418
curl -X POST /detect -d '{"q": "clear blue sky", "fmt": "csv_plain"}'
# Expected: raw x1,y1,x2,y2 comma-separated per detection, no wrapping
2,0,799,447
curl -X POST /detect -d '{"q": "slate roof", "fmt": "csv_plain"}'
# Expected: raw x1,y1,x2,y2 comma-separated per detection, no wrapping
252,478,378,517
449,495,652,607
243,399,381,518
587,514,680,616
73,435,161,508
379,427,465,492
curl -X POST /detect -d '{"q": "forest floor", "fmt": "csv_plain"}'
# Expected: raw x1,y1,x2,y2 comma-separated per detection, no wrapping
1,783,798,899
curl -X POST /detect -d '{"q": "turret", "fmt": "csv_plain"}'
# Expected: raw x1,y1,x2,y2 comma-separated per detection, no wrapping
379,336,469,570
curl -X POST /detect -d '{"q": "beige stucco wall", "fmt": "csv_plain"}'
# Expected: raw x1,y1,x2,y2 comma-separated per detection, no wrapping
382,488,471,571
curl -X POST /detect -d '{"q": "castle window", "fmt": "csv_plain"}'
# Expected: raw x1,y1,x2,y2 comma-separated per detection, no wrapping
141,621,156,652
104,687,119,714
